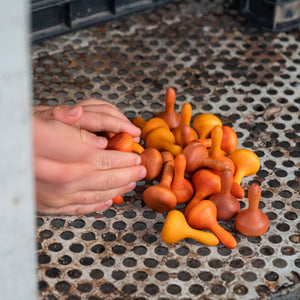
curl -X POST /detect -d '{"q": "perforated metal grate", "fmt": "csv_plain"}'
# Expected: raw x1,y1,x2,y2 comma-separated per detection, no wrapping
33,0,300,299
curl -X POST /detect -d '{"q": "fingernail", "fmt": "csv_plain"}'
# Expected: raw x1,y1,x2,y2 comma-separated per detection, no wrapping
140,167,147,179
136,155,141,165
68,106,80,116
96,137,108,147
105,199,113,207
128,182,136,189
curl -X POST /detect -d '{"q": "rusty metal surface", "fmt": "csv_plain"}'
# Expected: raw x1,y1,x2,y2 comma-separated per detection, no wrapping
33,0,300,299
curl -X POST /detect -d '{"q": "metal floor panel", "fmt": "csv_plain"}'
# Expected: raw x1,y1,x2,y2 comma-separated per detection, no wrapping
32,0,300,299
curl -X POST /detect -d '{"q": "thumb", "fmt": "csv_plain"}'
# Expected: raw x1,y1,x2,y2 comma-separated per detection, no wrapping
34,105,83,125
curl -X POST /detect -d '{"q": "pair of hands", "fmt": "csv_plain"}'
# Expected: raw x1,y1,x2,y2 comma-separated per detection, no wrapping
33,99,146,215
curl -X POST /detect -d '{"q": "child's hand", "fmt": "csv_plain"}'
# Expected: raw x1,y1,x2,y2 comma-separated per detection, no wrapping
33,116,146,215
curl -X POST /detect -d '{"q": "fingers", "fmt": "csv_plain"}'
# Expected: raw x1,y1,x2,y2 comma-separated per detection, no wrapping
77,98,119,109
90,150,142,170
77,127,108,149
33,118,108,161
76,102,140,139
35,149,142,185
68,181,137,206
62,201,113,215
35,152,145,190
33,101,141,140
71,165,146,192
34,157,94,183
39,199,114,215
76,111,141,138
37,179,137,214
78,103,131,123
34,105,83,124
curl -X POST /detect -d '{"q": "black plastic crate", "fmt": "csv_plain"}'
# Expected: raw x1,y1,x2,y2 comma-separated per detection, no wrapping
236,0,300,32
31,0,170,43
